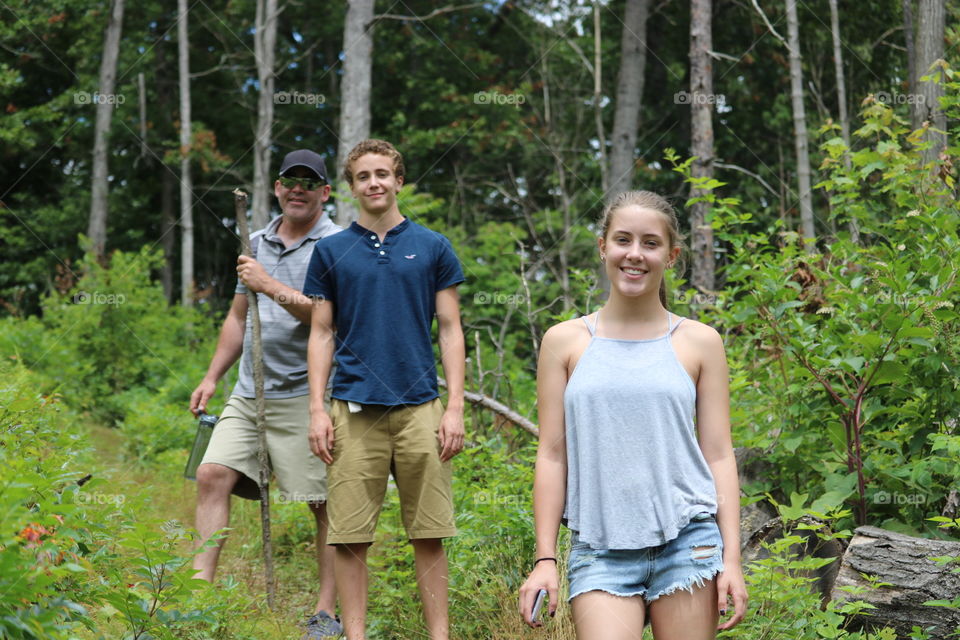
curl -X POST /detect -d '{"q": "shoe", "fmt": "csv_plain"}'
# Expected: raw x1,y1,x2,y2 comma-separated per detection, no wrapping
302,610,343,639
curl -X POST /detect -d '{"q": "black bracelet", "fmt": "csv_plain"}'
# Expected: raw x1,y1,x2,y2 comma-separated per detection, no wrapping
534,557,557,566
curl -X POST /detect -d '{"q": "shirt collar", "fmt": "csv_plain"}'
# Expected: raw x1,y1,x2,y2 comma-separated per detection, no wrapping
263,212,333,246
349,218,410,237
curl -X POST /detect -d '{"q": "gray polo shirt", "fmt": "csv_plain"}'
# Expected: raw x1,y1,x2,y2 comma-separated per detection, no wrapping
233,212,341,399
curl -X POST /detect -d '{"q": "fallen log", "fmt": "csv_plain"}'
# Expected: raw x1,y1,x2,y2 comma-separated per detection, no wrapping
742,515,845,602
830,526,960,637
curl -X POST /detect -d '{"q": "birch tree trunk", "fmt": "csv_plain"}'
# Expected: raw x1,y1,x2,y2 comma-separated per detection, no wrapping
252,0,278,231
608,0,650,198
178,0,194,307
156,26,176,303
785,0,816,245
86,0,125,261
903,0,919,130
829,0,858,243
592,1,608,195
914,0,946,166
689,0,715,292
336,0,374,225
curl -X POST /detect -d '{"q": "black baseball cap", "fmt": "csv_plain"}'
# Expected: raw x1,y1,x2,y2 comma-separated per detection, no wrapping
278,149,328,181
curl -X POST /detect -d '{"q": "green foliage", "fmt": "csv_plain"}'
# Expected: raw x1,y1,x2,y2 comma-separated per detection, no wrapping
0,365,92,639
672,78,960,531
31,243,216,424
730,505,897,640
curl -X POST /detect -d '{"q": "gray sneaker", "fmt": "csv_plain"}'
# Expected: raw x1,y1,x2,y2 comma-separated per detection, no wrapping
302,610,343,639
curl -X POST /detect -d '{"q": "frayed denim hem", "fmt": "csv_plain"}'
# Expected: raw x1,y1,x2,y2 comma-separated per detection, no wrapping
644,566,722,603
568,587,647,603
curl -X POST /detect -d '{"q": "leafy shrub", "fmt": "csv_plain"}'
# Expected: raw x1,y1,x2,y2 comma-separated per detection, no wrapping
667,78,960,533
0,364,93,639
37,244,216,425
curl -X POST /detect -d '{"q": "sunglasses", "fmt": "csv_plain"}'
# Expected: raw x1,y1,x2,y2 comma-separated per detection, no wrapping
278,176,326,191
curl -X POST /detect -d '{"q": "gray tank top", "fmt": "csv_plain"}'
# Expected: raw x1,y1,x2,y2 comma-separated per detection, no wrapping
562,310,718,549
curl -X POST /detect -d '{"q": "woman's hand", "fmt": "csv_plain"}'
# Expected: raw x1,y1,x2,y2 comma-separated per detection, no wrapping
716,558,748,630
519,560,560,628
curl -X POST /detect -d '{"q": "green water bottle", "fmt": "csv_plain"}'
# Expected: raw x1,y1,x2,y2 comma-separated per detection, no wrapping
184,412,218,480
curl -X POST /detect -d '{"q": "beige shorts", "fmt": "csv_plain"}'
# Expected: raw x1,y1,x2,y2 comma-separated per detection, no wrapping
326,398,456,544
200,394,327,502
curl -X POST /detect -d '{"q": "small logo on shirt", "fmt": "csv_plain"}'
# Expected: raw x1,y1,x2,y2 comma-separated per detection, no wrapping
404,254,417,259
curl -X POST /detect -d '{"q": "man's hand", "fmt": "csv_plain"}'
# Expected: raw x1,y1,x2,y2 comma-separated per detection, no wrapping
437,407,465,462
190,378,217,416
237,255,272,294
309,410,335,464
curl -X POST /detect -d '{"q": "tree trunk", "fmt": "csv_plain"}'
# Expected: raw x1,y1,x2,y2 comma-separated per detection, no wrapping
178,0,194,307
161,170,176,304
592,1,608,195
903,0,919,130
914,0,946,166
608,0,650,198
336,0,374,225
689,0,715,292
785,0,816,246
86,0,125,261
828,0,859,243
155,21,176,304
252,0,279,231
831,526,960,637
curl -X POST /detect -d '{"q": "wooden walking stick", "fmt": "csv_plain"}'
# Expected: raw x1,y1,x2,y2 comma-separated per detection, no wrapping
232,188,276,609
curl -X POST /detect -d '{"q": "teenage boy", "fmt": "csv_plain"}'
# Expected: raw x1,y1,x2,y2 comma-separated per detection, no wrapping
190,149,343,639
303,139,466,640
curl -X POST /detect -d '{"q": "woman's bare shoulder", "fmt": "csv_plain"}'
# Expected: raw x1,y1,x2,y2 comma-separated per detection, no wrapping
674,317,724,351
541,315,593,358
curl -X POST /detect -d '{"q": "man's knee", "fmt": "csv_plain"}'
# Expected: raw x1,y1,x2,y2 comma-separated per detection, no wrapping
196,463,240,494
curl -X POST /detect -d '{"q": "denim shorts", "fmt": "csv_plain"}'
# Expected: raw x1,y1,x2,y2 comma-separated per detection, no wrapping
567,514,724,603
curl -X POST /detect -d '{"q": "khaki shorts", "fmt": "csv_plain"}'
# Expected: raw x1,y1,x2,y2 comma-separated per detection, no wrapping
200,394,327,502
327,398,456,544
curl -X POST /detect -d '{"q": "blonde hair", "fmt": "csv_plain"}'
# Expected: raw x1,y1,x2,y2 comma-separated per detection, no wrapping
342,139,405,186
599,191,685,308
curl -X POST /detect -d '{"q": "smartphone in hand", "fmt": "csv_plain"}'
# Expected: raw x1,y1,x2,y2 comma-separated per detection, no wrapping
530,589,548,623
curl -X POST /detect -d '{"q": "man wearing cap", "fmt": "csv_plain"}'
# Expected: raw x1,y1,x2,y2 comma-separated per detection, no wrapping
189,149,343,639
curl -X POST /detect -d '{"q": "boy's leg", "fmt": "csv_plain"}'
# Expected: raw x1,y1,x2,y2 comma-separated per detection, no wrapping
325,401,394,639
392,400,457,640
411,538,449,640
308,501,337,615
335,542,371,639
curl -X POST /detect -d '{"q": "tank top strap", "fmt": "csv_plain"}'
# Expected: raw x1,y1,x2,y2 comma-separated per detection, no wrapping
582,312,598,336
667,312,685,335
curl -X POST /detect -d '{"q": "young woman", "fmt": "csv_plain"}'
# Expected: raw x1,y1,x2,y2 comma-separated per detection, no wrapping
519,191,747,639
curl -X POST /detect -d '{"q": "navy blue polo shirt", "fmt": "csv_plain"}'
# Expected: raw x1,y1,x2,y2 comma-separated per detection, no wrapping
302,219,465,406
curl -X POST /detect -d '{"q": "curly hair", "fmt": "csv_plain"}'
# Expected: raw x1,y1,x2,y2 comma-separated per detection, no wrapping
342,139,406,186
